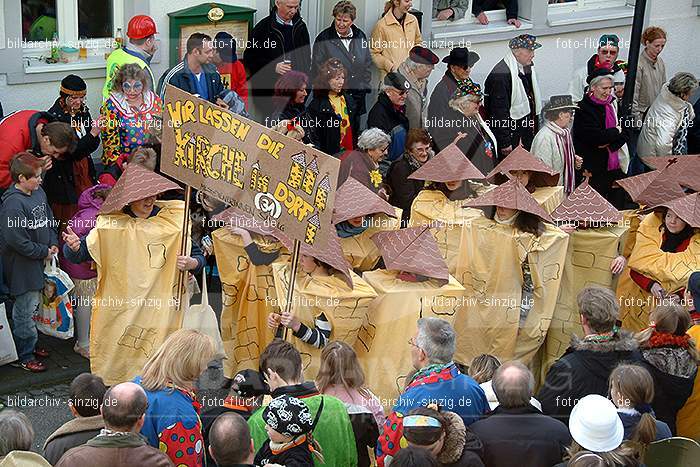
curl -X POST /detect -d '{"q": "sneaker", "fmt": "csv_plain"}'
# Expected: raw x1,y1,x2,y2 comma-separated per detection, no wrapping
33,348,50,358
11,360,47,372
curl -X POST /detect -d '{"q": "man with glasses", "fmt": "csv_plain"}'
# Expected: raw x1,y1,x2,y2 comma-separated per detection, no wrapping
368,72,411,176
569,34,623,103
427,47,480,129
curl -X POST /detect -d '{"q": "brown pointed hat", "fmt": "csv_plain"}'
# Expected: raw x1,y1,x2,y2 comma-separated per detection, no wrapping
300,227,353,287
644,192,700,228
212,207,293,248
100,163,181,214
551,179,622,224
371,226,449,284
332,177,397,224
464,178,553,222
616,169,686,207
485,144,560,187
408,143,485,182
644,156,700,191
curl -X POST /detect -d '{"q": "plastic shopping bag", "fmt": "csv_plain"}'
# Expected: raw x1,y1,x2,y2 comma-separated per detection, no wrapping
0,303,18,366
34,257,75,339
182,272,226,359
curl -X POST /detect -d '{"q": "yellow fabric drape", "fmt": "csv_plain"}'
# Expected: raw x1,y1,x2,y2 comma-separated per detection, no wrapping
677,325,700,441
339,209,402,273
453,216,569,366
212,228,289,378
271,264,378,379
617,213,700,332
531,186,565,214
87,200,188,385
355,270,466,410
539,226,628,383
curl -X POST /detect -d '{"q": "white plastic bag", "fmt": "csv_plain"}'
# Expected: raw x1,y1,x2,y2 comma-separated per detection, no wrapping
34,257,75,339
182,273,225,359
0,303,18,366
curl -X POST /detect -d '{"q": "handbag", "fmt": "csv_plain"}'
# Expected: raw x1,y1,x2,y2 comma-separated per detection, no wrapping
0,303,18,366
182,272,226,359
34,257,75,339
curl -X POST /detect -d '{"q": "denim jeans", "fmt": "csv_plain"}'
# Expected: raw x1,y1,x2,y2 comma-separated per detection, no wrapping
11,290,41,363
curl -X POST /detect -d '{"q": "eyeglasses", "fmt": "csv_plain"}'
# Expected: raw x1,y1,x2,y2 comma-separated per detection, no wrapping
408,337,419,348
122,81,144,92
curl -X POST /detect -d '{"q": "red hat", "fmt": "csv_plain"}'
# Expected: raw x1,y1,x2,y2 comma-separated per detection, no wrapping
616,169,685,207
408,143,484,182
551,179,622,224
100,163,180,214
647,192,700,228
127,15,157,40
372,226,449,284
332,177,396,225
464,178,553,222
213,207,293,247
300,229,353,288
486,145,560,187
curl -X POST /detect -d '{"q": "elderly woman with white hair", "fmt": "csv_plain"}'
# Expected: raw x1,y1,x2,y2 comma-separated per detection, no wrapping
637,72,698,166
431,78,497,174
0,410,50,465
338,127,391,195
572,69,628,208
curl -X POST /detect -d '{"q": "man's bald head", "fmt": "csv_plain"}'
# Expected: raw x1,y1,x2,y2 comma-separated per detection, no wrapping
492,361,534,408
101,382,148,431
209,413,253,465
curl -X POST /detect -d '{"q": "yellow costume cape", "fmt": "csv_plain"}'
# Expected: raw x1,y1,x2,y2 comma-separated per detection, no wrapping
87,200,188,385
677,325,700,440
356,269,466,409
617,212,700,332
339,209,401,272
212,228,289,377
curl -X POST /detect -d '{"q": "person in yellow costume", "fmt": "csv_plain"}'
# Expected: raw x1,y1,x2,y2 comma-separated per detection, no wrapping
408,142,489,275
485,144,563,214
677,272,700,440
211,208,290,377
456,178,569,365
617,192,700,332
62,163,204,385
333,177,400,273
270,231,377,378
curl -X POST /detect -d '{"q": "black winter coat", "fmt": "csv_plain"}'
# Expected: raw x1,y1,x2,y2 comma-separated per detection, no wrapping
312,24,372,115
538,332,642,423
306,92,358,157
468,404,570,467
484,58,538,153
46,100,99,205
367,93,410,163
244,8,311,99
427,69,459,127
431,108,496,175
347,409,378,467
387,154,424,226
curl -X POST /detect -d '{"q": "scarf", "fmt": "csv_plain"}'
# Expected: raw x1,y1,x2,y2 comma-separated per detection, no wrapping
545,120,576,194
406,362,454,389
661,225,694,252
587,93,620,171
648,331,691,349
336,220,368,238
503,48,542,121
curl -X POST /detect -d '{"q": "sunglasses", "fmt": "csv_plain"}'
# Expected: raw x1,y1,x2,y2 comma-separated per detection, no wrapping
123,81,144,92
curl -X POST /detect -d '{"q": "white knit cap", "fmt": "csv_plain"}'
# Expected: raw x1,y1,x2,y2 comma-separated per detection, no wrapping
569,394,624,452
613,69,626,84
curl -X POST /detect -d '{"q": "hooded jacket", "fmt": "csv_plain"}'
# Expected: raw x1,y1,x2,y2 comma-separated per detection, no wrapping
435,411,485,467
641,346,698,434
42,415,104,465
0,185,58,296
538,332,642,422
0,110,56,190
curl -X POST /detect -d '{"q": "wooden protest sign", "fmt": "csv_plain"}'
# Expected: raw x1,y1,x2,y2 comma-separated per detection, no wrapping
160,85,340,248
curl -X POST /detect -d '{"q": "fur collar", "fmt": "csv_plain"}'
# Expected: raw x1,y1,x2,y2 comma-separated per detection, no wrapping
438,411,467,464
570,331,639,353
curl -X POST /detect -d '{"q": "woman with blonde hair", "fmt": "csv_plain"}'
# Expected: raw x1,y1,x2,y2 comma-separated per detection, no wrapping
135,329,215,467
316,341,384,467
371,0,422,78
635,304,699,434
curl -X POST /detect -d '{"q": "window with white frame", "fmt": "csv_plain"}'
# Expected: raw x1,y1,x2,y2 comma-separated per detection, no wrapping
548,0,628,11
431,0,509,26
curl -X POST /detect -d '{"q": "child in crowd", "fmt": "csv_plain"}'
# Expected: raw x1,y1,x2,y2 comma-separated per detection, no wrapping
0,153,59,373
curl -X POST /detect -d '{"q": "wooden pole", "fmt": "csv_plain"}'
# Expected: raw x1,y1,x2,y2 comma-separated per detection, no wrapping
175,186,192,313
276,239,301,340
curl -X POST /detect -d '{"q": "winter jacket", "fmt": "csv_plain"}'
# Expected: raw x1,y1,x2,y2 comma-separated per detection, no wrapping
248,382,358,467
617,409,672,441
433,0,470,20
217,60,249,107
54,431,173,467
538,332,642,423
134,376,205,467
254,438,313,466
367,93,410,164
306,92,358,157
484,58,538,152
376,363,488,467
102,47,155,100
0,110,55,190
637,84,695,163
469,404,570,467
244,7,311,100
387,154,426,226
158,57,225,104
632,51,667,124
569,55,623,103
641,346,698,434
0,185,58,296
338,150,383,194
431,108,497,175
530,124,571,186
398,61,430,129
427,69,460,128
433,411,485,467
312,24,372,116
46,100,99,206
43,415,104,465
370,10,422,77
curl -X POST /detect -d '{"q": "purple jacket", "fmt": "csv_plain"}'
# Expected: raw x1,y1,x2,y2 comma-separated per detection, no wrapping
60,184,110,280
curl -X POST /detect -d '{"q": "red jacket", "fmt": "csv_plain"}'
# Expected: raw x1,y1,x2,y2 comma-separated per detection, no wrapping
0,110,53,189
217,61,248,108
